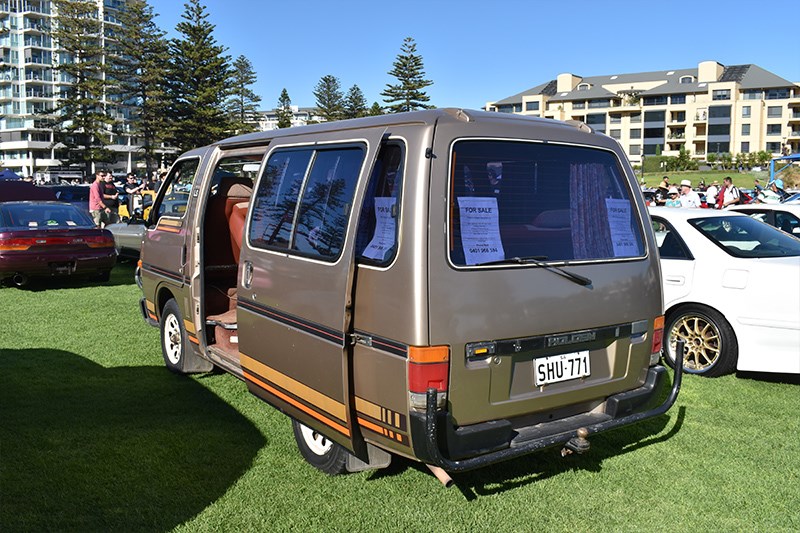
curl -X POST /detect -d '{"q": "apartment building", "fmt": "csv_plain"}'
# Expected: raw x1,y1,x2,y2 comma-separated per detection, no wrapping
252,106,325,131
486,61,800,164
0,0,136,181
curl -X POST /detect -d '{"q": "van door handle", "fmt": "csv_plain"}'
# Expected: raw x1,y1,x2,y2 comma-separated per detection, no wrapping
664,275,684,285
242,260,253,289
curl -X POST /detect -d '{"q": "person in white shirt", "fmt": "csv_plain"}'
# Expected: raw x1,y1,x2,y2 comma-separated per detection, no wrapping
679,179,702,208
705,180,719,207
721,176,740,208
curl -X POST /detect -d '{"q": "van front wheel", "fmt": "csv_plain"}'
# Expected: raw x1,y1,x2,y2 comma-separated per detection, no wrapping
292,419,348,475
159,298,212,374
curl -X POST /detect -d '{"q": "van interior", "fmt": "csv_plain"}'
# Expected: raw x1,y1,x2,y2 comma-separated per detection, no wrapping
200,155,263,366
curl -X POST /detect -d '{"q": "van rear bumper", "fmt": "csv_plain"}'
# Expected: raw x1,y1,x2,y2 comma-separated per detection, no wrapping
414,357,682,473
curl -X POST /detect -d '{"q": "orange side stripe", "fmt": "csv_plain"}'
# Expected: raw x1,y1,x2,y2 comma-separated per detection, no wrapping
245,371,350,437
358,416,388,437
188,335,199,345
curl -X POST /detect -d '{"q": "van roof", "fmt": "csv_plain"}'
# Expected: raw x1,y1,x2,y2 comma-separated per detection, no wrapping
213,108,595,150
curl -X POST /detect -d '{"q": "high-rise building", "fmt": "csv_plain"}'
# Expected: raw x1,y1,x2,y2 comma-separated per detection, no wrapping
0,0,136,181
486,61,800,165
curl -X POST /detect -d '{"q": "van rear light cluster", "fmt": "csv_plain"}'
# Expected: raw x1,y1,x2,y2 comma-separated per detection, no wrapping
650,315,665,365
408,345,450,410
0,235,114,250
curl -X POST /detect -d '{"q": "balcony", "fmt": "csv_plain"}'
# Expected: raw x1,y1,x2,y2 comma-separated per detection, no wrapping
789,130,800,139
788,112,800,123
22,21,49,33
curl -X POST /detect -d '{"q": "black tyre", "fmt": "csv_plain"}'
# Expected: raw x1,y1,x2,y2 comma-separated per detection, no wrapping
664,304,738,377
159,298,212,374
291,419,349,475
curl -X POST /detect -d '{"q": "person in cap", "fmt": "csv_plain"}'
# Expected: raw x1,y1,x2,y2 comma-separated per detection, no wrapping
665,186,681,207
679,179,702,208
705,180,719,207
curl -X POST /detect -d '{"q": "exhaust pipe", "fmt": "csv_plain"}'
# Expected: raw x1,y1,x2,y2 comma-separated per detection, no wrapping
426,464,454,488
12,272,28,287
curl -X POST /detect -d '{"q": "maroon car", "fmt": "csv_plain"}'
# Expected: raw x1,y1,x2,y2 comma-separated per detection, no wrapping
0,201,117,286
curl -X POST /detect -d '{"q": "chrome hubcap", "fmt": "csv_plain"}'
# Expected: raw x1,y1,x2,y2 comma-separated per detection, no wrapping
670,315,721,372
300,424,333,456
164,314,182,365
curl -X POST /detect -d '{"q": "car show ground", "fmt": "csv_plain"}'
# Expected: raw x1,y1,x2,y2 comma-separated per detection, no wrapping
1,263,798,532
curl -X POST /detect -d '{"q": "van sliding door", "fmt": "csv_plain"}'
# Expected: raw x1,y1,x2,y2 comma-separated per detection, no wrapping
237,128,387,457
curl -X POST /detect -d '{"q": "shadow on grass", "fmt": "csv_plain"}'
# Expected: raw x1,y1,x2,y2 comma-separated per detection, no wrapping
736,370,800,385
0,348,266,531
0,259,137,291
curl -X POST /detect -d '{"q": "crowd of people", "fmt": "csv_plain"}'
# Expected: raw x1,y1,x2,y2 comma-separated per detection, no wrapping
651,174,791,209
87,169,167,227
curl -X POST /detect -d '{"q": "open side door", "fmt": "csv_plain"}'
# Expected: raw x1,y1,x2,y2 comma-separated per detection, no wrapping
237,127,387,457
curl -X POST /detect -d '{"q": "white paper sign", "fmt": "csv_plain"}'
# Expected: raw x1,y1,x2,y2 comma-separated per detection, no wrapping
605,198,638,256
458,197,505,265
362,197,396,261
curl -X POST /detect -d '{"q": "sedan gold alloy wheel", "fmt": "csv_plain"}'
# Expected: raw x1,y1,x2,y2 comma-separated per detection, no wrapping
665,304,738,377
669,314,721,372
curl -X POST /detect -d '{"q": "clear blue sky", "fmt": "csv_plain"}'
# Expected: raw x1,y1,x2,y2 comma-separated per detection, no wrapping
154,0,800,111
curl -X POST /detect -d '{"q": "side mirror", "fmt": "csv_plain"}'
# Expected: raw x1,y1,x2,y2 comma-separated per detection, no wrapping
142,196,153,208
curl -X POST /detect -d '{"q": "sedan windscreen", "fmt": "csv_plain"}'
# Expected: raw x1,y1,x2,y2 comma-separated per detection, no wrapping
0,203,94,229
690,216,800,258
448,140,645,266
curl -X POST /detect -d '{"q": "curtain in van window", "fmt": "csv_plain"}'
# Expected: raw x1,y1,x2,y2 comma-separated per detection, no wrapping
569,163,614,259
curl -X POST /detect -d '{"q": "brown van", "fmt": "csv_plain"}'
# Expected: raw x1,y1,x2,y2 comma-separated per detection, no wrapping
137,109,680,484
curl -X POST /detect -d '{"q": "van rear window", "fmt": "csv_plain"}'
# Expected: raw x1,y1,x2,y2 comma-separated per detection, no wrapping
449,140,645,266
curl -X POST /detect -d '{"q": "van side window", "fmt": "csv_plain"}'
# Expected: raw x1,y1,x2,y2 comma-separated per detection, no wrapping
292,148,363,258
448,140,646,266
153,158,198,222
355,142,404,265
249,145,366,261
249,149,313,250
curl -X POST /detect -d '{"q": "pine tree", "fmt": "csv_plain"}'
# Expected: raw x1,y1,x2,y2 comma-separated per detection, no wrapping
276,89,293,129
368,102,384,116
381,37,434,113
165,0,233,152
50,0,116,178
112,0,170,179
313,75,344,122
227,55,262,134
343,85,368,119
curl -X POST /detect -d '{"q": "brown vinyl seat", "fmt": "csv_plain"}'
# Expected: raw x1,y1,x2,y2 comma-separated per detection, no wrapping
229,201,248,263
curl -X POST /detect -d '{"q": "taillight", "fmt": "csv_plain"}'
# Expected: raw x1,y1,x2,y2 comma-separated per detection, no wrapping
0,237,34,251
85,234,115,248
0,234,114,250
651,315,665,359
408,345,450,409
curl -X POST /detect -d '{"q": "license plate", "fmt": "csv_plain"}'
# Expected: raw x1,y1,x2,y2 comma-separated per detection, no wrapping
50,262,75,275
534,350,591,386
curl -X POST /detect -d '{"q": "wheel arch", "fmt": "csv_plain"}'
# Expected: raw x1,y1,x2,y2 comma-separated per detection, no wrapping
155,285,177,320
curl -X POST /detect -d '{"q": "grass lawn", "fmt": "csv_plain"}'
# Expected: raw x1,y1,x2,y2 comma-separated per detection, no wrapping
2,262,799,532
639,170,766,190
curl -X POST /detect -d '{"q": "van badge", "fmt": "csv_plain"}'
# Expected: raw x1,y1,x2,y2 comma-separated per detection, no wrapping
547,331,595,347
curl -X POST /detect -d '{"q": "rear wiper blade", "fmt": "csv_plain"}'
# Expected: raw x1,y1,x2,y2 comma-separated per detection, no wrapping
476,256,592,287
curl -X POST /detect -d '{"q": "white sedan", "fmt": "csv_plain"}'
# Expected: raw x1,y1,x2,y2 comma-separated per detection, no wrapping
649,207,800,376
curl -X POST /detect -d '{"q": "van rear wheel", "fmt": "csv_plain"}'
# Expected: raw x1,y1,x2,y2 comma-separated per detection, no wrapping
664,304,738,377
291,419,348,475
159,298,212,374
